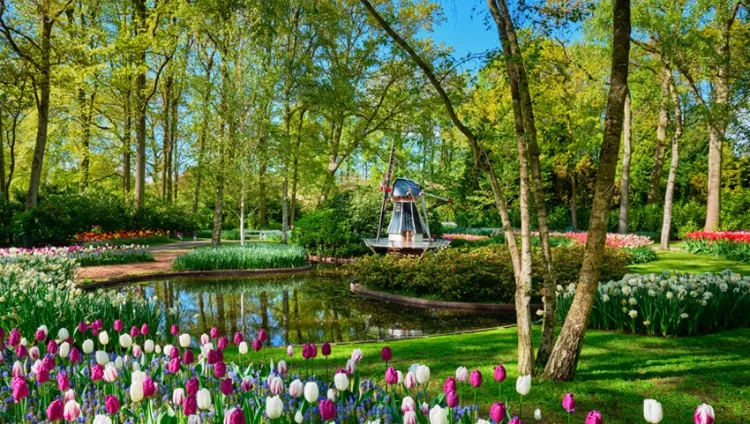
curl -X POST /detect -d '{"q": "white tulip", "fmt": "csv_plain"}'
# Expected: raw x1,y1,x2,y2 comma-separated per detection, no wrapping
294,411,303,424
334,372,349,391
114,356,124,370
397,370,404,384
288,379,303,398
644,399,663,423
277,360,288,375
93,415,113,424
477,420,490,424
429,405,448,424
95,350,109,366
403,411,417,424
131,370,146,383
144,340,155,354
404,371,417,389
20,337,27,346
401,396,416,413
304,381,319,403
130,381,144,403
119,334,133,349
98,331,110,346
238,342,248,355
173,388,186,406
187,415,202,424
132,362,141,372
265,395,283,419
57,328,69,342
327,388,337,401
103,364,118,382
164,345,174,358
269,376,284,395
516,375,531,396
197,388,211,410
179,334,191,348
345,359,356,374
351,348,363,363
200,334,209,345
366,420,381,424
287,344,294,357
154,344,161,354
37,325,48,337
694,403,715,424
416,365,431,384
534,408,542,421
82,339,94,354
59,342,70,359
455,366,468,383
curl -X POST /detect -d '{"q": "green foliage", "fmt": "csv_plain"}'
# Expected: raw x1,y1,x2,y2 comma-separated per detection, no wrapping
351,245,629,303
685,239,750,264
74,246,155,267
623,246,658,264
172,244,307,271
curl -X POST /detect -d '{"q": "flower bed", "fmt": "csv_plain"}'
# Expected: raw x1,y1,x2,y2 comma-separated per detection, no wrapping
76,229,170,243
556,271,750,336
684,231,750,263
0,323,719,423
443,234,490,242
1,245,155,267
172,244,307,271
551,232,653,249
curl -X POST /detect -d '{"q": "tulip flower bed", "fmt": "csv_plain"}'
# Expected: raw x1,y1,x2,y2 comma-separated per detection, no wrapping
443,234,490,242
172,244,307,271
684,231,750,263
556,271,750,336
75,229,170,243
0,245,155,267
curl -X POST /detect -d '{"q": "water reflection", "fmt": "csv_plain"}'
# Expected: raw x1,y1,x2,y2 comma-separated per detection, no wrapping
119,274,514,346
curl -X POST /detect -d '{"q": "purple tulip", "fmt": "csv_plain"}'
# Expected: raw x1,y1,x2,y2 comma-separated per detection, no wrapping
170,324,180,336
168,358,181,374
183,395,197,415
46,399,64,421
35,328,47,342
114,320,124,332
562,393,575,413
490,402,507,423
494,364,507,382
385,366,399,385
381,346,392,362
143,377,156,397
92,319,103,331
91,364,104,381
214,361,227,378
36,368,50,384
444,377,457,394
77,322,87,334
11,376,29,402
220,378,234,395
509,417,522,424
218,336,229,351
105,395,120,414
140,323,149,336
170,346,180,359
228,408,246,424
47,340,58,355
258,328,267,342
15,344,27,359
0,327,4,340
586,410,603,424
42,356,55,372
252,339,262,352
207,349,221,365
446,390,459,408
241,376,254,392
302,344,312,359
210,327,219,338
183,349,195,365
130,326,140,338
69,347,82,363
185,377,199,396
322,342,331,356
469,370,482,388
57,373,70,391
319,399,337,421
233,332,243,345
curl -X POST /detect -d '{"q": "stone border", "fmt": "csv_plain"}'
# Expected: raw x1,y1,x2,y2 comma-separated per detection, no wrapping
82,264,314,290
307,255,357,264
350,283,543,313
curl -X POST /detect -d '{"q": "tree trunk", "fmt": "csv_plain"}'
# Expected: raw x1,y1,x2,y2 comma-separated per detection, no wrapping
161,74,173,201
240,175,246,246
78,88,93,190
123,93,132,194
258,135,268,227
5,114,18,198
281,174,289,244
25,17,52,211
618,92,632,233
133,0,147,209
570,173,578,230
0,113,5,199
542,0,630,381
647,67,670,204
192,54,214,214
704,124,722,231
660,73,682,250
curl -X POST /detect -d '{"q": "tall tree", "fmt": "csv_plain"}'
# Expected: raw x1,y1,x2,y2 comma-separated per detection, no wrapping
646,65,670,204
659,67,683,249
618,92,632,233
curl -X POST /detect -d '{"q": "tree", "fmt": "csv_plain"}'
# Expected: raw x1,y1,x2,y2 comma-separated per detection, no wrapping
543,0,631,381
618,91,632,233
659,67,683,249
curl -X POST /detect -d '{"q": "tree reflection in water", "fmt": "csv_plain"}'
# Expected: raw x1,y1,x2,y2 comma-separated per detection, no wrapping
119,274,514,346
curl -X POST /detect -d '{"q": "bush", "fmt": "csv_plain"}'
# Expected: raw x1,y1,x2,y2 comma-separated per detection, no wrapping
623,246,658,264
684,231,750,263
351,244,629,303
172,244,307,271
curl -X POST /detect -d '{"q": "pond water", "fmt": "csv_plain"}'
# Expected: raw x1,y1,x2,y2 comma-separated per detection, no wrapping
115,273,514,347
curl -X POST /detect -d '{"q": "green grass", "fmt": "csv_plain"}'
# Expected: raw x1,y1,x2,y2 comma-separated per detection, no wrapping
629,250,750,275
172,243,306,271
224,327,749,423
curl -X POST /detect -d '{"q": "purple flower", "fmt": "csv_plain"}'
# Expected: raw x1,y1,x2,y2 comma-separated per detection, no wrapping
381,346,392,362
319,399,336,421
490,402,506,423
494,364,507,382
46,399,64,421
105,395,120,414
214,361,227,378
183,395,197,415
446,390,459,408
183,349,195,365
469,370,482,388
186,377,199,396
220,378,234,395
322,342,331,356
444,377,456,394
562,393,575,413
170,324,180,336
586,410,603,424
258,328,267,342
233,332,243,345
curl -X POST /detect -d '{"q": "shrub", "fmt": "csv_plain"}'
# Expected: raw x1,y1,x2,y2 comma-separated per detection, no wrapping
556,271,750,336
351,244,629,303
623,246,658,264
684,231,750,263
172,244,307,271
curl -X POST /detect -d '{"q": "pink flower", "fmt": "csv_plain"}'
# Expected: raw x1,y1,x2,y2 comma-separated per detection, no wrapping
91,364,104,381
7,328,20,346
385,367,398,385
258,329,267,342
130,326,140,338
446,390,459,408
168,358,181,374
35,328,47,342
57,373,70,391
142,377,157,397
69,347,82,363
218,337,229,351
140,323,149,336
47,340,58,356
183,395,197,415
225,407,246,424
233,332,243,345
586,410,603,424
183,349,194,364
185,377,199,396
114,320,124,332
694,404,715,424
170,324,180,336
36,368,50,384
46,399,64,421
508,417,522,424
444,377,456,394
220,378,234,395
490,402,507,422
252,339,262,352
469,370,482,388
210,327,219,338
241,376,254,392
63,399,81,421
494,364,507,382
562,393,575,413
319,399,336,421
381,346,392,362
105,395,120,414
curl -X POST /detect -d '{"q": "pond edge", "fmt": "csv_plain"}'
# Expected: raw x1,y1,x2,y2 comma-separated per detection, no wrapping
81,264,314,290
350,282,543,312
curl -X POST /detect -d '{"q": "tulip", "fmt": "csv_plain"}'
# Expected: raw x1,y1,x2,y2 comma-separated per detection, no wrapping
402,396,416,413
168,357,181,374
29,346,40,360
322,341,331,356
82,339,94,354
446,390,459,408
381,346,393,362
351,348,363,363
169,324,179,336
143,377,157,397
429,405,448,424
200,334,210,345
93,415,113,424
345,359,356,374
252,339,262,352
187,414,201,424
130,326,140,338
47,340,58,355
99,331,110,346
210,327,219,338
585,410,603,424
240,376,253,392
494,364,507,382
509,417,522,424
183,349,195,365
534,409,542,421
287,344,294,357
186,377,200,396
694,403,715,424
469,370,482,388
170,345,180,359
197,388,211,410
57,328,69,342
15,344,27,359
105,394,120,414
46,399,64,421
95,350,109,365
265,395,283,419
11,376,29,402
57,373,70,391
320,399,337,421
12,360,24,377
218,337,229,351
516,375,531,396
37,368,50,384
327,388,337,401
173,388,186,406
214,361,227,378
397,370,404,384
490,402,507,423
144,340,155,354
91,364,104,381
164,344,174,357
295,411,304,424
114,319,123,332
220,378,234,395
132,344,142,358
562,393,576,413
183,395,198,415
444,377,457,394
238,342,248,355
416,365,431,385
304,381,319,403
403,411,417,424
404,371,417,390
63,399,81,421
422,402,430,416
64,389,76,403
644,399,663,423
225,408,246,424
269,376,284,395
8,328,20,346
59,342,70,359
35,326,47,342
140,323,149,336
180,334,192,348
119,334,133,349
331,372,348,392
385,366,399,385
69,347,82,363
130,381,144,403
288,379,304,398
258,328,267,342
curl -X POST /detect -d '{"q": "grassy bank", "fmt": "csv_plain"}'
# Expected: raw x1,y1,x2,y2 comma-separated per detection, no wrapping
225,327,748,423
172,243,306,271
629,249,750,275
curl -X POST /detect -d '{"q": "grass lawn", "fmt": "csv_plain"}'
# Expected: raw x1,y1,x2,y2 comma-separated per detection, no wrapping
629,249,750,275
225,327,750,423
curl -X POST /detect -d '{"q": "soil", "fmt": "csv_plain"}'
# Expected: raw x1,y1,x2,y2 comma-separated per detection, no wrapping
77,251,184,283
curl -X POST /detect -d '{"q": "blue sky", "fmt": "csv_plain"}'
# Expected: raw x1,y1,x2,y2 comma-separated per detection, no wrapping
429,0,498,68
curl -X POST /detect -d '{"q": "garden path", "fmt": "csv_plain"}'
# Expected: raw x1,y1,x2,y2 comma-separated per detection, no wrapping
77,251,184,282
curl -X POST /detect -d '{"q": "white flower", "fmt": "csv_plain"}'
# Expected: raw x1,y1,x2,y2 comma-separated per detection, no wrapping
334,372,349,391
119,334,133,349
82,339,94,354
179,334,191,348
238,342,248,355
98,331,110,346
628,310,638,319
416,365,431,384
401,396,416,413
351,348,363,363
629,297,638,305
57,328,69,342
277,360,287,375
163,344,174,358
397,370,404,384
643,320,651,326
536,309,544,316
266,395,283,419
93,415,113,424
602,294,610,303
268,376,284,396
294,411,303,424
288,379,303,398
130,381,144,403
287,345,294,357
694,403,714,424
534,408,542,421
643,399,663,423
455,366,468,383
197,389,211,410
429,405,448,424
103,364,118,382
173,388,186,406
516,375,531,396
327,388,337,401
680,313,689,319
144,340,155,354
304,381,319,403
95,351,109,365
59,342,70,359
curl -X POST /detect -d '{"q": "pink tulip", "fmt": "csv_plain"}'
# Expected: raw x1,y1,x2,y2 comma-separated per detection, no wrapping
140,323,149,336
241,376,254,392
490,402,507,423
47,399,64,421
170,324,180,336
214,361,227,378
63,399,81,421
385,366,398,385
105,395,120,414
319,399,337,421
403,411,417,424
91,364,104,381
446,390,459,408
69,347,82,363
218,337,229,351
29,346,40,360
64,390,76,403
47,340,58,356
143,377,157,397
444,377,456,394
404,372,417,390
15,345,27,359
694,404,715,424
469,370,482,388
130,326,140,338
114,320,124,332
168,357,181,374
586,410,603,424
258,328,267,342
226,407,246,424
207,349,221,365
183,349,195,365
170,346,180,359
508,417,522,424
252,339,262,352
35,328,47,342
37,368,50,384
210,327,219,338
57,373,70,391
562,393,575,413
233,332,243,345
8,328,20,346
494,364,507,382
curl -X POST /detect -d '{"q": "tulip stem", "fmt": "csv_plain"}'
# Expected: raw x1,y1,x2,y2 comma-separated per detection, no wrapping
519,396,523,420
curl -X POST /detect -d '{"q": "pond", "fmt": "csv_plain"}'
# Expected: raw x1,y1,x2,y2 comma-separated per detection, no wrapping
114,273,514,347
